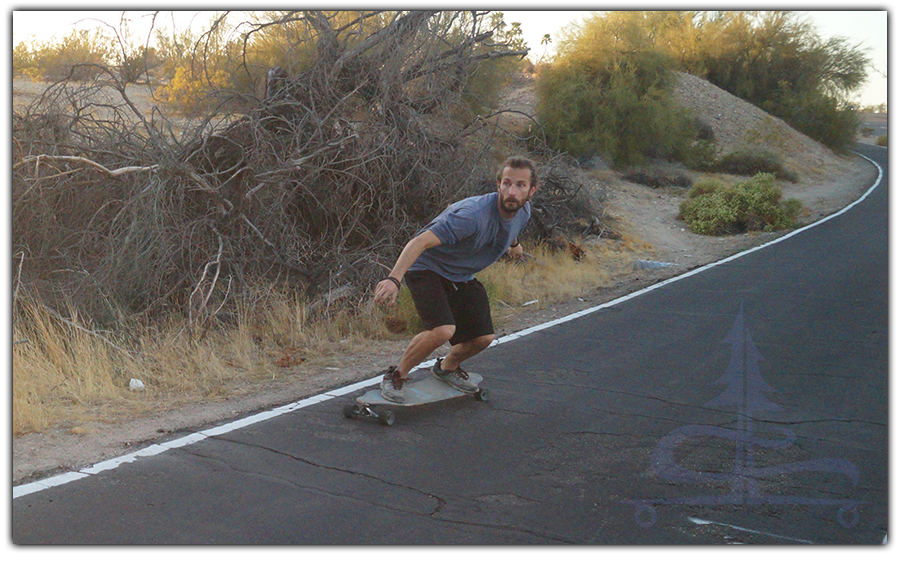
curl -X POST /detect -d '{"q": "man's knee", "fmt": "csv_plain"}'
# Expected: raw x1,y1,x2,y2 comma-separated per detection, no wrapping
428,325,456,344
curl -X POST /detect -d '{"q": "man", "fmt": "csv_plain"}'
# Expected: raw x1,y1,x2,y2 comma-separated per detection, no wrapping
373,156,538,402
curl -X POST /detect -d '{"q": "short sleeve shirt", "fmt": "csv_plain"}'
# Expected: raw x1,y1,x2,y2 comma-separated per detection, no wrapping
408,193,531,282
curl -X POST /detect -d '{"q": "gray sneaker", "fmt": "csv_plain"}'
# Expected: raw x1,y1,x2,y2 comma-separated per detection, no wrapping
431,358,479,393
380,366,407,403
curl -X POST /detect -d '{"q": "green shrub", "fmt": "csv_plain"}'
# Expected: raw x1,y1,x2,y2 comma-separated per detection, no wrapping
716,147,799,182
679,173,802,236
687,178,728,199
876,134,887,147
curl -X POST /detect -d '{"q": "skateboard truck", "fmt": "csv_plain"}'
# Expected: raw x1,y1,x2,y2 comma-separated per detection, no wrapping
343,403,397,426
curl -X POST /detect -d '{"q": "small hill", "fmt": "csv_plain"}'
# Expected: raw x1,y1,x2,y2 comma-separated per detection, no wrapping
671,71,847,180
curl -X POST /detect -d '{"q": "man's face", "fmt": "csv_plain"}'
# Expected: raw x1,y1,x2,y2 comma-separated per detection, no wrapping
497,166,535,217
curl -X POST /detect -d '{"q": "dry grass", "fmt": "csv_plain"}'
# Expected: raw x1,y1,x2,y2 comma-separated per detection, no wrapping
13,298,148,434
11,288,397,436
479,237,649,321
12,237,650,436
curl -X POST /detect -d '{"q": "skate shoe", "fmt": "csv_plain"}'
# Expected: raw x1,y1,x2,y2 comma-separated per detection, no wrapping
431,358,479,393
380,366,407,403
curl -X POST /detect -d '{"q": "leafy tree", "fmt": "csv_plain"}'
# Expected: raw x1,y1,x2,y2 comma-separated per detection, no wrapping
672,11,869,152
154,13,244,113
459,12,529,114
13,28,116,82
13,40,38,79
536,11,697,167
153,26,201,80
102,12,161,84
553,11,868,153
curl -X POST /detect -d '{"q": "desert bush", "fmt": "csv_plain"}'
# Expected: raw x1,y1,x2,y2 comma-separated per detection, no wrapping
622,165,693,189
876,134,887,147
687,178,728,198
677,117,719,171
716,147,799,182
158,65,232,114
680,138,719,171
679,173,801,235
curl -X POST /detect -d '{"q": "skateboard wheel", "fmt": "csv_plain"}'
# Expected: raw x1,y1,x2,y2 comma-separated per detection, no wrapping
474,389,489,402
377,409,395,426
343,404,360,419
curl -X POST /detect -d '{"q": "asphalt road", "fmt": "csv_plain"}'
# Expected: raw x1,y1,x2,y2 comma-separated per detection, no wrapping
13,145,887,545
858,113,888,141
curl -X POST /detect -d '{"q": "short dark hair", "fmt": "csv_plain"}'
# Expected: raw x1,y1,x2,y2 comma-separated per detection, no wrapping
496,156,537,189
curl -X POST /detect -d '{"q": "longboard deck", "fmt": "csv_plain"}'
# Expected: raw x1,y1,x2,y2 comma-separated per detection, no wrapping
345,369,487,425
357,371,483,407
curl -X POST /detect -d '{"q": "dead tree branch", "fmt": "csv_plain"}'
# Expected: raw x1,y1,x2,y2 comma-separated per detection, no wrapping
14,154,159,178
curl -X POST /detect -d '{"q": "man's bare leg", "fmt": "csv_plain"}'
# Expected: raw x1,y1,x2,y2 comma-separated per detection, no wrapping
440,334,495,372
397,325,455,378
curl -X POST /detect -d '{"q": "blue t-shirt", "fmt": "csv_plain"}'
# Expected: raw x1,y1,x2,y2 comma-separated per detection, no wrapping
408,192,531,282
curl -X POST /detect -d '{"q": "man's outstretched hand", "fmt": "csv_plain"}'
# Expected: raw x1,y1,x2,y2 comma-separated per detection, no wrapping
374,278,400,306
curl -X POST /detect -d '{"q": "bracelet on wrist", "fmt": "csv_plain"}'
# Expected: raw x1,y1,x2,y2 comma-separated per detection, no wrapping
510,241,520,248
383,276,402,290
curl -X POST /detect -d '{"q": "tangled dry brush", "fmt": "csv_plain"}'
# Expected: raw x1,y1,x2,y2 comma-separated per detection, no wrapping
13,11,594,331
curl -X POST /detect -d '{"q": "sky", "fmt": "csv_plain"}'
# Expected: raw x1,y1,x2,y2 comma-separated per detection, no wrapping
10,5,888,106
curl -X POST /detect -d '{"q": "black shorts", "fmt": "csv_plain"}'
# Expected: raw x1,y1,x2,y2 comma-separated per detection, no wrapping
404,269,494,346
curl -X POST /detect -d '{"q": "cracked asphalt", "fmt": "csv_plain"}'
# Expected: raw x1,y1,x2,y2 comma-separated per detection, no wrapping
12,145,887,545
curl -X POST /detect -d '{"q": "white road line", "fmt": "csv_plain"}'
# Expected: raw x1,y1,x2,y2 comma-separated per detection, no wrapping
687,516,816,544
12,153,883,500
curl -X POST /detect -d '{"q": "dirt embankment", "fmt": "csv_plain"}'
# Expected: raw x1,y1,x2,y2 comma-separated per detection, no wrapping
12,74,880,484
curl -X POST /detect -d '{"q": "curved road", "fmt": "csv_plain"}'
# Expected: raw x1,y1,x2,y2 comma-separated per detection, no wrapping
13,145,887,545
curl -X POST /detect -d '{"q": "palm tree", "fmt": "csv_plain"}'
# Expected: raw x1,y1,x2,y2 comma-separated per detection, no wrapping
539,33,552,62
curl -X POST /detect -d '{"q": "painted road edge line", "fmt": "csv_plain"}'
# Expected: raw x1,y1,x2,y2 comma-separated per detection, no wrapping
13,153,883,500
687,516,816,544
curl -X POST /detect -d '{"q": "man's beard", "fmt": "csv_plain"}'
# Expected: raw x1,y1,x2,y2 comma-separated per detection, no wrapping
501,196,526,214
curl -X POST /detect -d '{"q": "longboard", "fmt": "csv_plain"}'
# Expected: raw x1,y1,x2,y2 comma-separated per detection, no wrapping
344,371,487,426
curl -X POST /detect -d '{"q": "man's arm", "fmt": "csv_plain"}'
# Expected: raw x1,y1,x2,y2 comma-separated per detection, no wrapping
374,230,442,305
